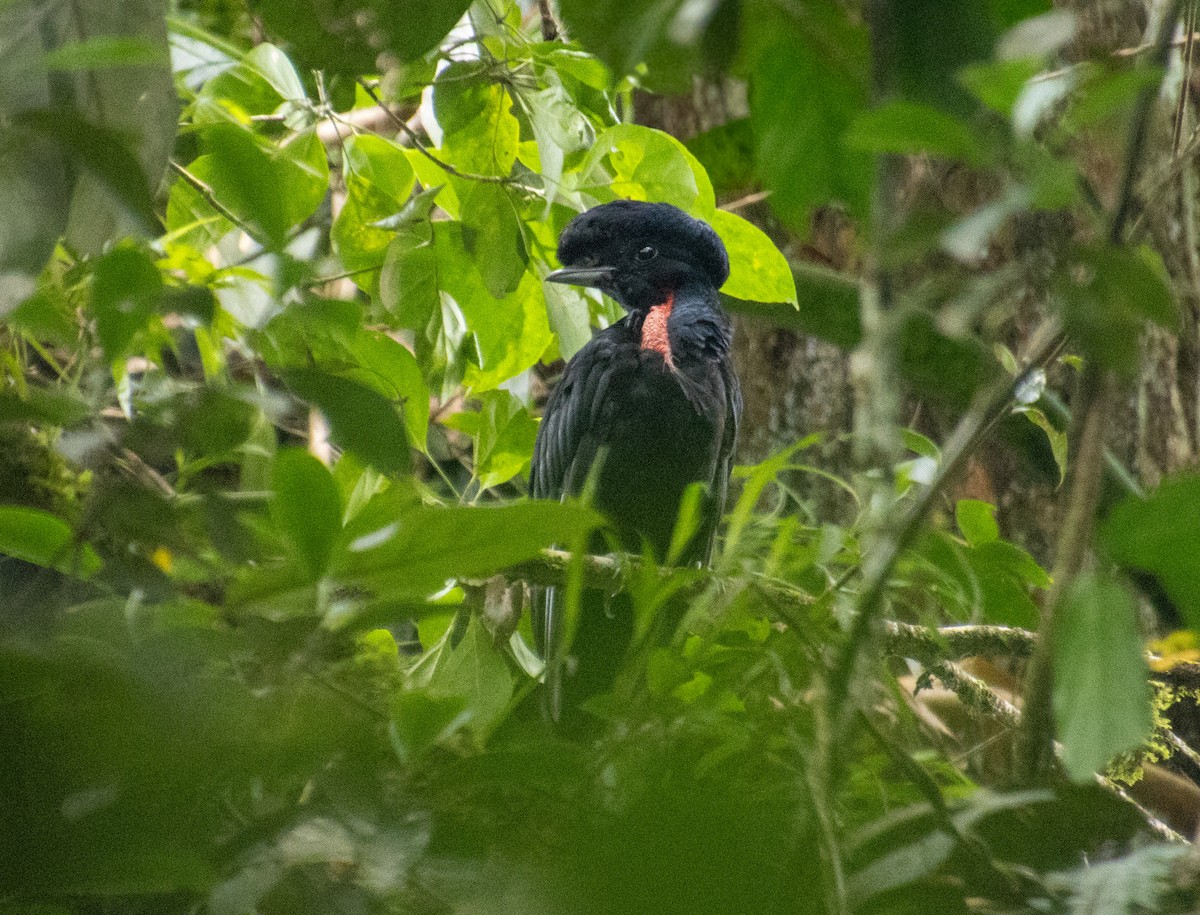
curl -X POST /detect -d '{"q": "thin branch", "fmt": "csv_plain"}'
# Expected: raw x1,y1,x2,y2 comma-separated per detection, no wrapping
825,317,1065,726
358,79,532,190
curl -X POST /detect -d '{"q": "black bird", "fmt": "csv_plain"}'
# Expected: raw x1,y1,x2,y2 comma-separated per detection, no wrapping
530,200,742,721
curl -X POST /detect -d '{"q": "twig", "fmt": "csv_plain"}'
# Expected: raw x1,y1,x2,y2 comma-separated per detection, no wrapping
825,317,1065,726
882,620,1036,662
358,79,530,189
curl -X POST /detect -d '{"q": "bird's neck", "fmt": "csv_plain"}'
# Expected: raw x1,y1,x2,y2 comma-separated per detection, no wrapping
630,281,730,366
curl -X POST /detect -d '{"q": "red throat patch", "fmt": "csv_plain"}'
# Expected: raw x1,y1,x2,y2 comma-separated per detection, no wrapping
640,292,674,367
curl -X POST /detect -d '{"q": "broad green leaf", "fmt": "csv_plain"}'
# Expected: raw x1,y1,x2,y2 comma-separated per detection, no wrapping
255,0,472,73
428,222,553,392
1018,406,1068,485
750,29,871,229
0,506,101,577
390,690,470,763
331,134,417,290
0,387,91,428
91,245,163,360
1054,571,1152,782
541,272,592,362
444,391,538,490
434,61,519,177
426,614,513,740
711,209,797,306
959,58,1044,116
1056,244,1178,377
17,108,160,239
520,79,593,203
955,499,999,546
578,123,715,218
194,125,329,246
1055,844,1188,915
43,36,168,70
1102,476,1200,631
460,183,528,299
283,368,411,476
846,101,987,165
348,332,431,452
271,448,343,578
333,500,601,596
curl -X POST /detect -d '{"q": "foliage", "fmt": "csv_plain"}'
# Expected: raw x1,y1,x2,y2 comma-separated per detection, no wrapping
3,0,1200,913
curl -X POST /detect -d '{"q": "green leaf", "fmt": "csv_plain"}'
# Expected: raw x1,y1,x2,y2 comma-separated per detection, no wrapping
195,124,329,246
333,500,601,596
331,134,417,289
711,209,796,306
956,499,999,546
445,391,538,490
348,333,431,452
846,101,987,165
578,123,715,218
1102,476,1200,631
1018,406,1068,485
434,61,519,177
91,245,163,360
255,0,472,73
959,58,1044,116
390,690,470,763
749,16,871,229
541,271,592,362
283,368,411,476
17,107,160,238
0,506,101,578
1056,244,1178,377
1053,844,1188,915
0,387,91,428
460,183,528,299
43,36,168,70
426,614,513,740
1054,571,1152,782
270,448,343,578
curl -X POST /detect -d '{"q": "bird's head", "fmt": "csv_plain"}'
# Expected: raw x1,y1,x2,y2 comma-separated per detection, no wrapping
546,200,729,311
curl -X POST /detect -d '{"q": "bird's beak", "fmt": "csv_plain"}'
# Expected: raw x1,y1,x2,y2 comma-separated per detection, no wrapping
545,265,616,289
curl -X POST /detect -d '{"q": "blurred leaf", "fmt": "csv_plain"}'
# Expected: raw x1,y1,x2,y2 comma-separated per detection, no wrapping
390,690,470,763
17,108,160,238
91,245,163,360
1051,843,1188,915
846,101,987,165
334,500,601,596
725,260,861,348
349,333,431,452
959,58,1043,116
956,499,999,546
194,124,329,246
0,388,91,427
254,0,472,72
0,506,101,577
1017,406,1067,485
712,209,796,306
271,448,343,578
686,119,756,197
283,368,411,476
1054,571,1152,782
427,614,513,739
1102,476,1200,631
43,36,167,70
1056,244,1178,377
445,391,538,490
749,19,871,230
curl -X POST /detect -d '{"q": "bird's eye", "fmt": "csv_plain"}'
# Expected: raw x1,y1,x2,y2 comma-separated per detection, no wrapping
636,246,657,262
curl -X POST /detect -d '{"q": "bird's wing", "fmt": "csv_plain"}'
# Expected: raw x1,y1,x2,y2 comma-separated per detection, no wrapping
529,330,624,720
